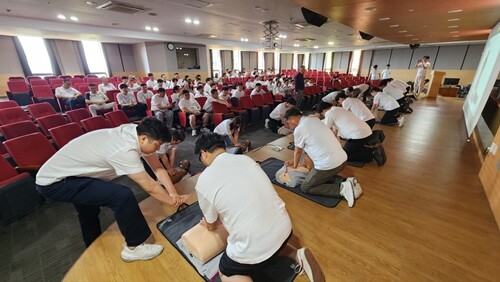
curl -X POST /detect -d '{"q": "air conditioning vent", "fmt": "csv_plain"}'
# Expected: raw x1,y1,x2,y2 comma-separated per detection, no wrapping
184,0,213,9
294,38,316,42
96,1,147,14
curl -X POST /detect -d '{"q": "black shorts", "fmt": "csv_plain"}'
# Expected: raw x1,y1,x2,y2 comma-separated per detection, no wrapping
219,231,292,277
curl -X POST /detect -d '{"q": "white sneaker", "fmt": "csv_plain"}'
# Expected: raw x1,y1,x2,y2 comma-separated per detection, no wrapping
201,127,211,133
397,116,405,127
347,177,362,199
340,180,355,208
191,129,197,136
295,248,325,282
265,118,270,129
121,243,163,262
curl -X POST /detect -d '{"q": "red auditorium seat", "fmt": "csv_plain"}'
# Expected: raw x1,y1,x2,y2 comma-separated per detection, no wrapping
0,157,42,224
29,79,49,87
3,132,56,172
212,113,223,127
81,116,111,132
49,122,84,148
27,102,57,119
0,107,31,126
26,76,42,84
8,76,25,81
6,81,32,106
49,78,64,89
105,111,131,127
211,102,235,120
0,101,19,110
262,92,275,107
76,84,90,94
194,97,207,109
36,114,69,135
0,121,39,140
239,96,261,124
65,108,91,125
31,85,59,111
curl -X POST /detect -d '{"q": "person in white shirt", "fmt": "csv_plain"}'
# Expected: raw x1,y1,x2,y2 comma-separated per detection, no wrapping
127,77,141,92
151,88,174,129
381,64,391,80
284,109,361,207
322,90,341,104
305,78,315,87
98,77,117,94
146,73,157,88
194,85,207,98
266,98,296,133
245,77,254,90
219,87,231,101
194,133,324,282
231,83,245,99
153,79,165,90
55,78,85,110
204,78,213,94
36,118,188,261
335,92,376,128
155,130,189,184
369,65,379,81
116,84,146,119
204,88,231,113
178,90,210,136
250,83,266,96
273,81,285,96
414,56,431,94
85,83,116,117
137,84,154,104
379,79,412,113
213,116,244,147
371,88,404,126
318,102,385,165
346,83,371,101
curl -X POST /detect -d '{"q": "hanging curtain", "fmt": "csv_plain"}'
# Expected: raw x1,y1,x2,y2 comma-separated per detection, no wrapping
11,36,33,77
44,39,62,76
75,41,90,75
101,43,114,77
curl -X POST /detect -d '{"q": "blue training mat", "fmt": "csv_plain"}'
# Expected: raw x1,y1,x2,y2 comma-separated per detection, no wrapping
259,158,342,208
157,202,298,282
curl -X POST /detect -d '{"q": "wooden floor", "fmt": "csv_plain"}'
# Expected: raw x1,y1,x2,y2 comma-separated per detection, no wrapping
64,97,500,281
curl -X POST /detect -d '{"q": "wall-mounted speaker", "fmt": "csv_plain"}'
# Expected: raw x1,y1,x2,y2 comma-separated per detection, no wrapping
301,7,328,27
359,31,374,41
409,44,420,49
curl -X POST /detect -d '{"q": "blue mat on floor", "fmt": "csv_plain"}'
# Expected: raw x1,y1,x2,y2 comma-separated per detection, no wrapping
259,158,341,208
157,202,298,282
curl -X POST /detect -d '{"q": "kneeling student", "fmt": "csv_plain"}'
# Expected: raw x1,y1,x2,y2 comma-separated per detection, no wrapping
266,98,296,133
335,92,376,128
195,133,325,282
371,88,405,126
157,130,190,184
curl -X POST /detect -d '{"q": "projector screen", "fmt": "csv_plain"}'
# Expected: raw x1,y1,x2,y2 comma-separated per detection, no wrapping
463,22,500,137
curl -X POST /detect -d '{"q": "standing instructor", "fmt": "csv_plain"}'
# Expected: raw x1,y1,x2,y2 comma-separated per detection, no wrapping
294,65,305,110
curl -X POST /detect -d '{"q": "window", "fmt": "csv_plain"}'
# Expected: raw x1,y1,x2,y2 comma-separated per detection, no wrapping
81,41,109,77
176,47,200,69
350,50,362,75
18,36,53,75
211,49,222,77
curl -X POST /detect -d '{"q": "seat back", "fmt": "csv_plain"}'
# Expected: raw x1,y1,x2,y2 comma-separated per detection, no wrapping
212,113,223,127
106,90,120,102
27,102,57,119
8,76,25,81
262,92,274,105
0,121,39,139
211,102,230,114
239,96,256,108
30,79,49,87
81,116,111,132
70,78,85,85
194,97,207,109
178,111,187,128
7,81,29,93
49,78,64,89
105,111,130,127
4,132,56,170
49,122,85,148
0,101,19,110
76,84,90,94
251,94,265,107
66,108,92,125
26,76,42,84
0,107,31,126
0,156,19,182
31,85,55,99
36,114,69,135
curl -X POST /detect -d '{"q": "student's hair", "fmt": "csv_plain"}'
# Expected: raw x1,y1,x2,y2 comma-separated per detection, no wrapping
157,79,164,83
284,108,302,119
182,89,190,95
373,65,378,68
335,92,348,102
210,89,218,95
378,79,389,87
172,78,178,82
148,73,153,77
157,87,165,93
184,75,189,79
222,86,229,91
194,133,226,155
286,98,296,105
121,76,128,79
173,85,180,92
205,78,212,82
371,87,382,92
140,83,147,87
136,117,171,143
171,130,185,142
255,83,262,87
424,79,430,83
119,83,128,89
347,87,354,92
317,101,333,113
386,64,390,67
423,56,430,59
174,72,179,75
229,116,243,132
63,78,71,83
196,85,203,90
88,83,96,87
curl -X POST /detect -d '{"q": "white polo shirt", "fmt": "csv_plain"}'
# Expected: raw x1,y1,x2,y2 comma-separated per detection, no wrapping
250,89,265,96
231,89,245,99
390,79,409,93
196,153,292,264
294,117,347,170
355,84,370,93
381,68,391,79
151,94,170,112
55,86,80,99
416,61,431,77
322,91,340,104
86,91,108,103
146,80,157,88
269,102,287,120
324,107,372,140
98,83,116,93
137,90,154,103
178,98,200,112
36,124,145,186
341,97,375,122
203,83,212,94
116,92,136,105
374,92,400,111
203,96,215,112
214,119,232,136
383,84,404,100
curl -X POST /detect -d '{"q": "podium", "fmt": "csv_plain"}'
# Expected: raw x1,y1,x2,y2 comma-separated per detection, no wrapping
427,71,446,98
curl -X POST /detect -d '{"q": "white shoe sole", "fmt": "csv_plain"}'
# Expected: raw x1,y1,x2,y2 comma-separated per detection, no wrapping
121,249,163,263
296,248,325,282
340,181,355,208
348,177,362,199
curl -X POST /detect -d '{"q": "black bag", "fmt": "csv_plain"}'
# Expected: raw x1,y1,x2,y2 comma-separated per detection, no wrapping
367,130,385,146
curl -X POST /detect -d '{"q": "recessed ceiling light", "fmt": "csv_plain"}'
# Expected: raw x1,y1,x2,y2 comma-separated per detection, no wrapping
390,24,399,28
57,14,66,20
208,34,218,38
193,20,200,25
313,46,319,49
412,38,419,41
363,7,377,12
448,18,460,21
408,9,415,12
86,1,97,5
379,17,390,21
398,30,407,33
70,16,78,21
152,27,159,32
451,35,460,38
293,44,300,47
449,31,459,33
448,25,459,28
448,9,463,13
185,18,192,23
405,34,413,37
328,41,334,45
245,38,248,42
145,26,152,31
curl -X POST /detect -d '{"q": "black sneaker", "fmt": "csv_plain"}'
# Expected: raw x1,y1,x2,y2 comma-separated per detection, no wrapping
373,145,386,166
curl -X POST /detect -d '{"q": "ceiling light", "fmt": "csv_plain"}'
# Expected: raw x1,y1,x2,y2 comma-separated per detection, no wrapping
145,26,152,31
328,41,334,45
245,38,248,42
448,9,463,13
86,1,97,5
398,30,407,33
185,18,192,23
379,17,390,21
448,25,459,28
241,38,245,41
313,46,319,49
152,27,159,32
208,34,218,38
451,35,460,38
57,14,66,20
390,24,399,28
363,7,377,12
449,31,459,33
70,16,78,21
293,44,300,47
408,9,415,12
412,38,419,41
405,34,413,37
448,18,460,21
193,20,200,25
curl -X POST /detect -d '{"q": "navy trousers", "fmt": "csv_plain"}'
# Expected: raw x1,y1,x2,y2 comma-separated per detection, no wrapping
37,177,151,247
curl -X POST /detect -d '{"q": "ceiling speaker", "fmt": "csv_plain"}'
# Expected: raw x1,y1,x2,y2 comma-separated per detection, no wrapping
359,31,374,41
301,7,328,27
410,44,420,49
